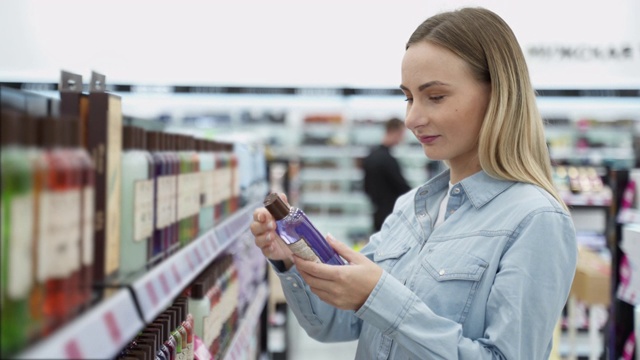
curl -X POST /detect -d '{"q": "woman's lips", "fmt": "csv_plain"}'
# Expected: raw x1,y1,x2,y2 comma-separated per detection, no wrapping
418,135,439,144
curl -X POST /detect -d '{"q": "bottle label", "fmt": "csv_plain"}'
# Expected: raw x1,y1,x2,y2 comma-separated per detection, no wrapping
66,189,82,274
200,170,216,207
82,186,95,266
156,175,173,228
178,173,201,219
44,191,78,278
37,191,51,282
134,179,154,241
287,238,321,263
8,193,34,299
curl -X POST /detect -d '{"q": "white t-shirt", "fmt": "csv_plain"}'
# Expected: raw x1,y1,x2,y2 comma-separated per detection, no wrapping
435,182,454,227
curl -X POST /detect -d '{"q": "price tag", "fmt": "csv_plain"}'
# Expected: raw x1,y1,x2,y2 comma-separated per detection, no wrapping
64,339,83,359
159,273,171,294
103,311,122,344
146,281,159,307
172,264,182,284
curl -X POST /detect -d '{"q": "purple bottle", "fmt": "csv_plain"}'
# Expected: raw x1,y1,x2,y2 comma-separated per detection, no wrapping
264,193,343,265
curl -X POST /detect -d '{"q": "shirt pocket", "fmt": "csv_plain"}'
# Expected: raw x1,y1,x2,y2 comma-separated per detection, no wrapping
418,250,488,324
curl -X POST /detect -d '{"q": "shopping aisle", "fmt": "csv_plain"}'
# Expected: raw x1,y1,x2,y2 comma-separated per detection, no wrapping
286,308,358,360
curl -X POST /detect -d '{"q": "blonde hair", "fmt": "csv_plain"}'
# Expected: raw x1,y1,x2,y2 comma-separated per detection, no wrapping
406,7,567,210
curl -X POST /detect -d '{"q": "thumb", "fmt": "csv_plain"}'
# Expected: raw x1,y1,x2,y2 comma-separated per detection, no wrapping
326,233,362,264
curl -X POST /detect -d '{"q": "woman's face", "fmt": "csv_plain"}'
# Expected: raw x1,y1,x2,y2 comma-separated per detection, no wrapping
401,41,490,175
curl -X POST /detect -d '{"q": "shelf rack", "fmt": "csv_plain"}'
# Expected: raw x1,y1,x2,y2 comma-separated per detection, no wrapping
17,201,263,360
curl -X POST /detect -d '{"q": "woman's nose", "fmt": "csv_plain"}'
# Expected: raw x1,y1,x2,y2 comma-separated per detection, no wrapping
404,104,426,130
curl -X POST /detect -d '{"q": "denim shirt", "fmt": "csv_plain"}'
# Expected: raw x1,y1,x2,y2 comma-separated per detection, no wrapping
274,169,577,359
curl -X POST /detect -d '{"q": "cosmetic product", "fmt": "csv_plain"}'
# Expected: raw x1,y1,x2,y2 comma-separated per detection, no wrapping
119,126,154,277
63,117,95,312
187,281,210,344
38,117,81,333
146,131,168,266
0,111,35,357
17,114,48,342
87,72,122,284
264,193,343,265
174,297,194,360
228,143,239,213
197,140,215,235
164,134,180,256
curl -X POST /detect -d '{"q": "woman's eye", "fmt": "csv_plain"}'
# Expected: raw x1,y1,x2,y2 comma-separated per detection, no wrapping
429,95,445,102
404,98,413,103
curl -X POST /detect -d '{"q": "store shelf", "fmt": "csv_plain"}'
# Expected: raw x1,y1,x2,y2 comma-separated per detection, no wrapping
17,290,144,359
299,168,363,182
132,201,261,323
560,189,613,207
300,191,370,206
223,282,269,360
618,208,640,225
299,145,368,158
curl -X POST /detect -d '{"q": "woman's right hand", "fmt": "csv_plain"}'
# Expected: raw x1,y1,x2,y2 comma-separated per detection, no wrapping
250,201,294,267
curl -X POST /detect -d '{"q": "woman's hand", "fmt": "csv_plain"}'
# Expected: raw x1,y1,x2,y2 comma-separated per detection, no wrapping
250,194,294,268
294,234,383,311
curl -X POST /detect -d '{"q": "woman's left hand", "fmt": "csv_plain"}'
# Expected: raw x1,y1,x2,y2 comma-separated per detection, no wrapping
294,234,383,311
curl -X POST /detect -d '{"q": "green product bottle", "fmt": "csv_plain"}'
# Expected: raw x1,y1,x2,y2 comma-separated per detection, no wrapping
1,111,35,357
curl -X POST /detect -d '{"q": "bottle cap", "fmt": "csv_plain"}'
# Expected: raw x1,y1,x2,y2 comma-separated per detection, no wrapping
264,193,290,220
123,125,135,150
1,110,21,146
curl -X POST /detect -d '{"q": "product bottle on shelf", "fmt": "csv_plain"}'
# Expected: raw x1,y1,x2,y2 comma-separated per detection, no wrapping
228,142,240,213
58,118,84,318
188,136,200,241
21,114,48,343
0,110,35,358
63,117,96,312
37,117,79,333
264,193,344,265
187,280,210,344
174,297,194,360
165,133,180,256
197,139,216,235
212,141,223,223
119,126,154,278
146,131,168,267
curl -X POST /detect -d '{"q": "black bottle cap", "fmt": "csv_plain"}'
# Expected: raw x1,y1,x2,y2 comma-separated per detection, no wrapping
123,126,135,150
191,281,204,299
1,110,21,146
264,193,290,220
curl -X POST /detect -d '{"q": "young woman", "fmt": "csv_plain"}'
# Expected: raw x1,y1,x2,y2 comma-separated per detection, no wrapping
250,7,577,359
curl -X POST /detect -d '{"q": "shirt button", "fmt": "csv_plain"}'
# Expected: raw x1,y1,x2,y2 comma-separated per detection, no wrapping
420,190,429,195
453,188,461,194
419,212,426,218
449,210,455,214
286,276,292,281
292,283,298,288
439,269,446,276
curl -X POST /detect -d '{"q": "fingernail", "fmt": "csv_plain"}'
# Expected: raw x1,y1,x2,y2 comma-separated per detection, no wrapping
266,233,271,242
327,233,335,241
267,221,274,230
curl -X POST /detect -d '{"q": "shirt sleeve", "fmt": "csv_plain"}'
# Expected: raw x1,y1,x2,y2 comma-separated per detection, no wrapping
355,209,577,359
270,261,364,342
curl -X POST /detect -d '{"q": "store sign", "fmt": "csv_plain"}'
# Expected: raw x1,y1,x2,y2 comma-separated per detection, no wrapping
527,44,638,61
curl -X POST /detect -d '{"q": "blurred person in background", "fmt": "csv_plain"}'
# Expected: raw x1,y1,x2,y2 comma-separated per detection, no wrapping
362,117,411,232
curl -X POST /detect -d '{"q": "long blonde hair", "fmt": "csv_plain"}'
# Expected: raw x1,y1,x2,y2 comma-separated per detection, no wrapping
406,7,567,210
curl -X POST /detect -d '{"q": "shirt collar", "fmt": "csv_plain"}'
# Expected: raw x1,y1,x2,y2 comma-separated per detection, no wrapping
419,169,515,209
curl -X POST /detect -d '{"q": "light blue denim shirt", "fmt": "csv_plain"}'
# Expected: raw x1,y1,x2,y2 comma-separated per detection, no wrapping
274,169,577,359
